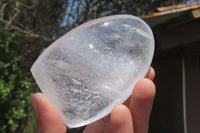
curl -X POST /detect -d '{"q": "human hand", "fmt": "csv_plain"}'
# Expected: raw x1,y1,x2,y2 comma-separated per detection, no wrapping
31,67,155,133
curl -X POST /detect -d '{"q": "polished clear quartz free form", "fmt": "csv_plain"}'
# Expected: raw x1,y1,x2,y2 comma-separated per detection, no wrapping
31,15,154,128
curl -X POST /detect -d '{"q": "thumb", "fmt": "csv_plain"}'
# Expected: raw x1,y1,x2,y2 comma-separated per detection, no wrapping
31,92,67,133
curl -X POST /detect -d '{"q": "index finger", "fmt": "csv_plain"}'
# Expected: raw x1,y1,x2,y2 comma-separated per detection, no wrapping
123,67,155,106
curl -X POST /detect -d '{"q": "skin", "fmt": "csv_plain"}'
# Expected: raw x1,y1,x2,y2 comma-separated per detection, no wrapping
31,67,156,133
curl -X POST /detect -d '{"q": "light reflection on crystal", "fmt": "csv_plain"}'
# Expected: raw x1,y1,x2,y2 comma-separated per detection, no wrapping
31,15,154,128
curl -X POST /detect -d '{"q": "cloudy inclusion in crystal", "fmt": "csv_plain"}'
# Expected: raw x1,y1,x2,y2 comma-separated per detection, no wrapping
31,15,154,128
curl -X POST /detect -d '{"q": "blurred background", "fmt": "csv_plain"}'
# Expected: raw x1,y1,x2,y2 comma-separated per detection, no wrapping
0,0,200,133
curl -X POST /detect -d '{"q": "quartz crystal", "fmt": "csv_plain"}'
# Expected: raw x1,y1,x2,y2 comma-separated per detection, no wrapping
31,15,154,128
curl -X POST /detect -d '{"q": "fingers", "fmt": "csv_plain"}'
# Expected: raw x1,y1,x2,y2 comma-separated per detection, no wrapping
145,67,155,80
124,67,155,106
31,93,66,133
83,115,110,133
84,105,134,133
31,67,155,133
129,78,156,133
109,105,134,133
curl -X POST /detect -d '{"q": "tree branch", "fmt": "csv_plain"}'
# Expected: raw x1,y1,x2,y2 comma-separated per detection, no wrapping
0,2,39,38
0,3,7,21
6,8,19,28
0,18,39,38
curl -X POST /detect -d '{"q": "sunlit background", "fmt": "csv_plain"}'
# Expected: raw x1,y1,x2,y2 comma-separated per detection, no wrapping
0,0,200,133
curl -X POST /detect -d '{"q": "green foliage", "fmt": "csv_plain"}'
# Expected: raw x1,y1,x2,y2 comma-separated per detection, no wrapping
0,0,193,133
0,0,69,132
0,30,35,133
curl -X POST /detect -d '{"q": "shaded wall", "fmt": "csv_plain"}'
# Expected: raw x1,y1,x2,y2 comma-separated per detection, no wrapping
149,54,184,133
148,18,200,133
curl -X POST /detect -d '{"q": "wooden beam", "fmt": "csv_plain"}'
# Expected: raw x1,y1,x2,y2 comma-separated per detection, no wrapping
141,2,200,19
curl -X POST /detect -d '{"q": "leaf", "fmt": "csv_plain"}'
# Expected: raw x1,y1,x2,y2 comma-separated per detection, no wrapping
0,61,5,68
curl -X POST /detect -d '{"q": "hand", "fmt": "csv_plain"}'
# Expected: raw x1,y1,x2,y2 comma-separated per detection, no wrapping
31,67,155,133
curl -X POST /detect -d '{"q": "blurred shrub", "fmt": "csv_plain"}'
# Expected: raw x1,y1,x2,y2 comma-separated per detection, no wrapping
0,30,35,132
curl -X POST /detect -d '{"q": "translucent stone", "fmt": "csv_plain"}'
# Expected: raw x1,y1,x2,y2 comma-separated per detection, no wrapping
31,15,154,128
